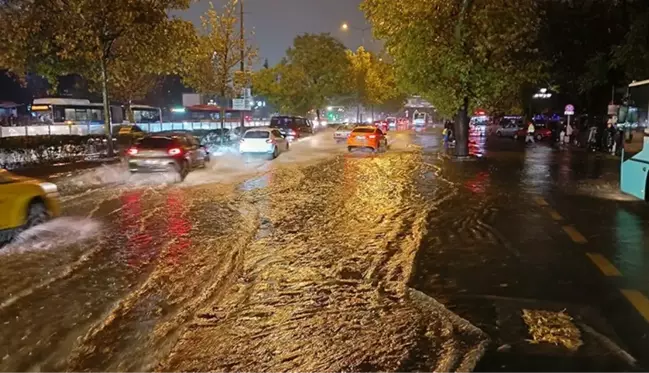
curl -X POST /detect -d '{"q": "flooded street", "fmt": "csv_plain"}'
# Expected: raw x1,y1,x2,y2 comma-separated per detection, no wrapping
1,130,649,371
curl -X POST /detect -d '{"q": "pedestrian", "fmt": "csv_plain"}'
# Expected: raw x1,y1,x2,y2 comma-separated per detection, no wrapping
442,127,449,142
565,122,573,145
525,122,535,143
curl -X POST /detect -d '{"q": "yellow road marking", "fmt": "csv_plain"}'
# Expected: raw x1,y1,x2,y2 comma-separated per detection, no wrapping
534,196,549,206
586,253,622,276
562,225,588,244
621,289,649,323
547,208,563,221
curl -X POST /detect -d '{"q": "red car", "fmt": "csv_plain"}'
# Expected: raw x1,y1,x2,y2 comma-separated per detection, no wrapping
515,125,552,141
373,120,389,132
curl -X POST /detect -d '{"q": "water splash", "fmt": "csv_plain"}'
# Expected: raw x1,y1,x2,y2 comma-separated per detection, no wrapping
1,217,102,255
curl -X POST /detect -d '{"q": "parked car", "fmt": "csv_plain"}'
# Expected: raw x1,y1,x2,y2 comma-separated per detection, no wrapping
239,128,290,159
347,126,388,152
0,170,60,245
126,133,207,180
269,116,314,141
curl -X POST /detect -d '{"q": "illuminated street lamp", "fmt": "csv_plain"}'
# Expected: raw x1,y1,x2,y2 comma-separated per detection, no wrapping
533,88,552,99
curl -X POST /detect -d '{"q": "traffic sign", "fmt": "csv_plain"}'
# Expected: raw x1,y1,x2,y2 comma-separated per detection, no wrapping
564,104,574,116
232,98,251,111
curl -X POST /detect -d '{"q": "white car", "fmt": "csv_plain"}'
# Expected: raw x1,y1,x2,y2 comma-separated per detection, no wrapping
239,128,289,159
333,124,355,142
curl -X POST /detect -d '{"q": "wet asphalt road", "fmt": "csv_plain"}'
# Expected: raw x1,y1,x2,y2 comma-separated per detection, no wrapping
1,129,649,371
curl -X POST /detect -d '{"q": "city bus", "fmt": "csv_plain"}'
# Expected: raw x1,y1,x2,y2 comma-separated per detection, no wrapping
620,79,649,200
30,98,162,127
30,98,123,125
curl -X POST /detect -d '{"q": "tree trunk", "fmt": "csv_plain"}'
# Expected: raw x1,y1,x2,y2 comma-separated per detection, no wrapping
100,58,114,157
356,104,360,123
126,100,135,124
454,96,469,157
220,107,226,145
316,108,322,128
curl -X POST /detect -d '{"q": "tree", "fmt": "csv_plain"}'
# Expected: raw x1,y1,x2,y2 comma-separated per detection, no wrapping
0,0,194,156
362,0,543,156
252,33,350,120
180,0,257,140
346,47,401,121
612,3,649,82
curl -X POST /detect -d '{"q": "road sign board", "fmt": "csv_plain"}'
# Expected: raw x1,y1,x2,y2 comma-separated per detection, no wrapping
232,98,251,111
564,104,575,116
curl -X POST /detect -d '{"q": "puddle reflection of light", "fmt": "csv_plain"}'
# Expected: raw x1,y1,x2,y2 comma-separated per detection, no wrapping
613,209,645,278
522,146,552,194
166,190,191,266
468,138,485,157
465,171,490,194
120,191,154,269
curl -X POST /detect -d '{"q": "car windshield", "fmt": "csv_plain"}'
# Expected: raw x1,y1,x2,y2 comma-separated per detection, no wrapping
337,125,354,131
352,128,375,134
137,137,174,149
244,131,270,139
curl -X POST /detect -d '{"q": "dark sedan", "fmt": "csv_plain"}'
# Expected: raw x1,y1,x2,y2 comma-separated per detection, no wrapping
126,134,207,180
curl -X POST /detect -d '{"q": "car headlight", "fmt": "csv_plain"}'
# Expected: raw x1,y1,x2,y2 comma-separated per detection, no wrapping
40,182,59,197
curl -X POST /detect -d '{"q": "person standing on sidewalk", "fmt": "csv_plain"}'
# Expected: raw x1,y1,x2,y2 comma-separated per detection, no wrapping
525,122,535,144
566,122,573,145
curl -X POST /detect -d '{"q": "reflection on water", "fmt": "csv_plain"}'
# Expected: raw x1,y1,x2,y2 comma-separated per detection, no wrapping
522,146,552,194
120,190,155,269
165,190,191,266
613,209,645,279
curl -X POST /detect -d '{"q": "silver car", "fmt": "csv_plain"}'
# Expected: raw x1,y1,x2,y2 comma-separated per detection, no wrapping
496,122,523,137
333,124,355,142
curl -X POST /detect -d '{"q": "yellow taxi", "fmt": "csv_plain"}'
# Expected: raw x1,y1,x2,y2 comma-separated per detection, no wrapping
347,126,388,152
0,169,61,244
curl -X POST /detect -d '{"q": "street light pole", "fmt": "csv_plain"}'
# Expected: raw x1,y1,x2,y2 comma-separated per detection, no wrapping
239,0,246,130
341,22,371,48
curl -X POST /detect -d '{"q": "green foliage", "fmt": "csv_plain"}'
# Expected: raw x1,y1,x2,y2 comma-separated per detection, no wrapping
346,47,401,109
361,0,543,117
180,0,257,99
612,5,649,81
252,33,350,116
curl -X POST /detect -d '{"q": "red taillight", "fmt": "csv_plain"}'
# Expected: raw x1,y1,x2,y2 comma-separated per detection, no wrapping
127,147,138,156
168,147,182,156
289,129,296,135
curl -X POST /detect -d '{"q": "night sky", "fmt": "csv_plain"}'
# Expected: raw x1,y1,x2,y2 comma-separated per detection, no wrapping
178,0,378,66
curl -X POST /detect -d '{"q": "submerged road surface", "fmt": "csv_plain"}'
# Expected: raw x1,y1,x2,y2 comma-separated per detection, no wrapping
1,130,649,371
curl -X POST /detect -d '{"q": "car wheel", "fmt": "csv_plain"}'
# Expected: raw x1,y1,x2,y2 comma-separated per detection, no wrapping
348,146,354,152
270,146,279,160
497,131,502,137
536,134,543,141
24,201,49,231
513,134,519,140
285,142,290,151
177,161,188,181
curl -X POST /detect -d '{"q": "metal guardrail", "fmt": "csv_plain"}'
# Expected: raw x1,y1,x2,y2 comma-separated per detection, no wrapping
0,121,271,138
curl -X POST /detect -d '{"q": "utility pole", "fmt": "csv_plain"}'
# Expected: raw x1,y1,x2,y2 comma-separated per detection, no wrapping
239,0,246,130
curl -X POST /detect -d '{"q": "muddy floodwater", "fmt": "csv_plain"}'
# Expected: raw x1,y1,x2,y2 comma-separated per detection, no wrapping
0,131,487,371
